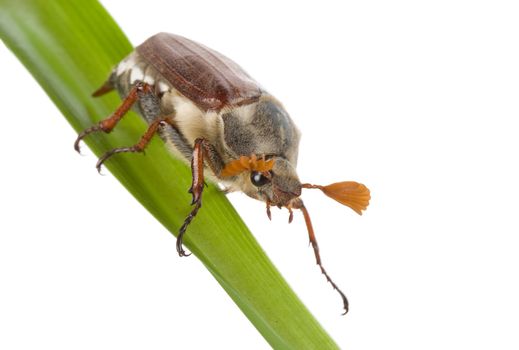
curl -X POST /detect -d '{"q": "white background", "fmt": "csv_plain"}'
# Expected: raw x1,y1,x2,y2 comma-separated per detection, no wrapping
1,1,518,349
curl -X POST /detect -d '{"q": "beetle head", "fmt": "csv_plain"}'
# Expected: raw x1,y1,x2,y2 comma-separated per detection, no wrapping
253,157,302,206
221,155,302,206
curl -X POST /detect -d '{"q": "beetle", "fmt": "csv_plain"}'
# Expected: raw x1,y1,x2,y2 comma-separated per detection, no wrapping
75,32,370,314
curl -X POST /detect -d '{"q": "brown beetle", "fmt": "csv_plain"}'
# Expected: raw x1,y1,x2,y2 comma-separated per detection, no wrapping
75,33,370,314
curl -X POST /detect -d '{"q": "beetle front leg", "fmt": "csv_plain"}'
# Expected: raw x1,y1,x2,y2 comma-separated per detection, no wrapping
176,138,223,257
292,199,350,314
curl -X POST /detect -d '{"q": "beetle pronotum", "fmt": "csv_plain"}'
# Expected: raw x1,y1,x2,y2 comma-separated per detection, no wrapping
75,33,370,314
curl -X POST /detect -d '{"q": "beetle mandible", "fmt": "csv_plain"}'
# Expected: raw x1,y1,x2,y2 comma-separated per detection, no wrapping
75,32,370,314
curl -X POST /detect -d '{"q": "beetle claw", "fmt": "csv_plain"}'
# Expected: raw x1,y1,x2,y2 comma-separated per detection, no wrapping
95,157,106,173
96,147,127,173
74,140,83,154
176,239,191,257
74,125,102,153
96,164,105,175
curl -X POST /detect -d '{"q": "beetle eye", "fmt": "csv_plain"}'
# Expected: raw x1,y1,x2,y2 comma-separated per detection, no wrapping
250,171,271,187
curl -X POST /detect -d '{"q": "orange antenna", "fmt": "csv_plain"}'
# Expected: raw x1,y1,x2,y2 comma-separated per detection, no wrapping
302,181,370,215
221,154,274,177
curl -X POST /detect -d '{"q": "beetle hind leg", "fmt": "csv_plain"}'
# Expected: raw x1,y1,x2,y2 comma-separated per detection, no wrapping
92,79,115,97
74,82,151,153
95,116,174,173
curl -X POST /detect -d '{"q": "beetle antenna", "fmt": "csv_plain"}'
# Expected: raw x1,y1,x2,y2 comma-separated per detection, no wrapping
293,201,349,314
302,181,370,215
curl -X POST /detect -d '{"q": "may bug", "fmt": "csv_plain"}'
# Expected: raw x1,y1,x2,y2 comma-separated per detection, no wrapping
75,33,370,314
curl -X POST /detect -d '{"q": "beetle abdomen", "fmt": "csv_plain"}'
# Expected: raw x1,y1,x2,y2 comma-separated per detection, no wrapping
111,52,168,100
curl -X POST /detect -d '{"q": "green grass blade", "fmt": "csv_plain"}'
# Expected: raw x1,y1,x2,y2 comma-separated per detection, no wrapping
0,0,339,348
